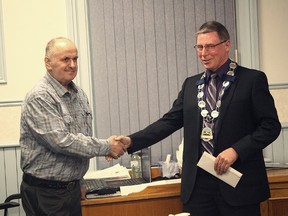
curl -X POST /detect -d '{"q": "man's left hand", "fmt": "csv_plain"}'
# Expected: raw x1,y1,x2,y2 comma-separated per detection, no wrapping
214,147,238,175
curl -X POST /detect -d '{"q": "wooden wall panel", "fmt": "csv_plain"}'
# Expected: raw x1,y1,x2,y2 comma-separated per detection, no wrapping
87,0,237,168
0,147,24,216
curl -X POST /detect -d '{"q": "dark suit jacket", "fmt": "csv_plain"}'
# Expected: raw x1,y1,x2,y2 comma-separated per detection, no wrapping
127,64,281,206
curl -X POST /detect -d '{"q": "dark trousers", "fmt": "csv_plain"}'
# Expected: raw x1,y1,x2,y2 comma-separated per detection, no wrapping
21,181,82,216
183,169,261,216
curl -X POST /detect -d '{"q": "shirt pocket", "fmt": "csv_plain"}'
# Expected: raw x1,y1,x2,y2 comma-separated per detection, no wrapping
81,108,92,135
63,113,73,132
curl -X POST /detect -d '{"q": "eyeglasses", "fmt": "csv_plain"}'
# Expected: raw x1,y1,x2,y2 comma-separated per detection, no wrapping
194,40,227,52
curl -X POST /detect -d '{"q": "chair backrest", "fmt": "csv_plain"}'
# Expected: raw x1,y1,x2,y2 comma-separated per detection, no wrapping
0,193,21,216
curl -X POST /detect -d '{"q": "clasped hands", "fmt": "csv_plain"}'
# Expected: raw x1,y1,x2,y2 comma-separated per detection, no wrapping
106,135,131,160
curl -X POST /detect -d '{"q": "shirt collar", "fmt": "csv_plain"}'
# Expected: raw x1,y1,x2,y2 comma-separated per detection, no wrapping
45,72,78,97
205,59,231,82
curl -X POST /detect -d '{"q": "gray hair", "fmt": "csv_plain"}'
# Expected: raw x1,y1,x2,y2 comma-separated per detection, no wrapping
45,37,75,57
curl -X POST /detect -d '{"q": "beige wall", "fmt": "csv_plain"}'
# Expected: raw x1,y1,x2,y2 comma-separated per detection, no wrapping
0,106,21,145
258,0,288,85
0,0,68,102
258,0,288,123
271,89,288,123
0,0,68,145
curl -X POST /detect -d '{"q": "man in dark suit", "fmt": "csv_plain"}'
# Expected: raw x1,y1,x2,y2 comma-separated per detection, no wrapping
117,21,281,216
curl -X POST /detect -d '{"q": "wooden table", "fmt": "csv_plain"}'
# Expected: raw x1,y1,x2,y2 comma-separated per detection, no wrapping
81,182,182,216
82,168,288,216
260,168,288,216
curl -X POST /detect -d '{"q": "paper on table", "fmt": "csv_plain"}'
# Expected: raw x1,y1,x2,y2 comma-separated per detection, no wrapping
120,178,181,196
197,152,242,188
84,163,130,180
168,213,190,216
120,184,148,196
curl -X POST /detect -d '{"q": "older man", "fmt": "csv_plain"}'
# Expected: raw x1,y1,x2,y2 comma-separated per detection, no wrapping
20,37,125,215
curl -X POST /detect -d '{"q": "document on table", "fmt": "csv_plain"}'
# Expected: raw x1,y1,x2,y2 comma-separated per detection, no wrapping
83,163,130,180
197,152,242,188
120,178,181,196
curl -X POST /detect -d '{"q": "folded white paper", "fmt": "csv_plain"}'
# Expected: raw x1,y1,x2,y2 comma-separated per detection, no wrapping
168,213,190,216
197,152,242,188
120,178,181,196
84,163,130,180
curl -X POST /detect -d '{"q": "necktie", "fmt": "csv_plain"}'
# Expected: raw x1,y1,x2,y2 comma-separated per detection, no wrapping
201,73,217,154
206,73,217,112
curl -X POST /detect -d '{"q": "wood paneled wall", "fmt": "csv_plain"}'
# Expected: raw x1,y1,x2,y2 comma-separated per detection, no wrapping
87,0,236,169
0,147,24,216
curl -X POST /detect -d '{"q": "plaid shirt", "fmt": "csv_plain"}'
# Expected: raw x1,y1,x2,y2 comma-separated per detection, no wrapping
20,72,109,181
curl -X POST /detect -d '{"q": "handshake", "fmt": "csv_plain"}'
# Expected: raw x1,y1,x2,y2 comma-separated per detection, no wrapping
106,135,132,160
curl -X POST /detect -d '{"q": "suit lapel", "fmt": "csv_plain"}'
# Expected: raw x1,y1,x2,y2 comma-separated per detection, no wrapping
216,67,240,139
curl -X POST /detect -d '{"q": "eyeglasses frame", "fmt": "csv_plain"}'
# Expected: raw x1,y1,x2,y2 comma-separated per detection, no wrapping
194,40,228,52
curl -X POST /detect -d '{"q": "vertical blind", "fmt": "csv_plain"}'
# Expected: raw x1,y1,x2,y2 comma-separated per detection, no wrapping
87,0,236,169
